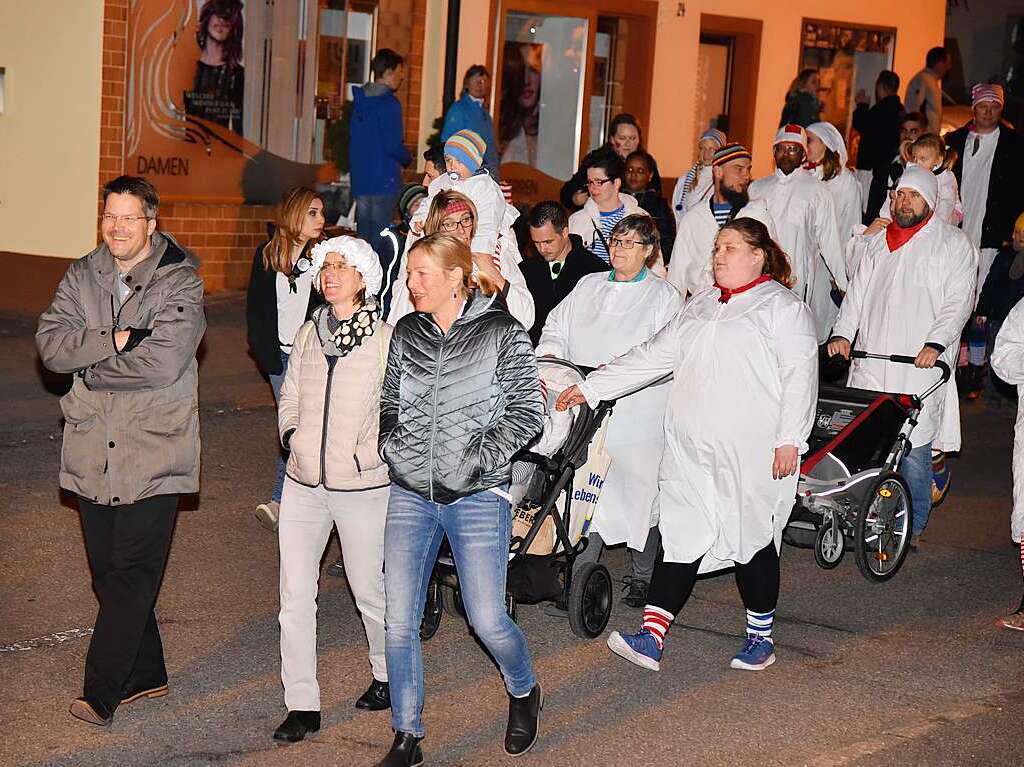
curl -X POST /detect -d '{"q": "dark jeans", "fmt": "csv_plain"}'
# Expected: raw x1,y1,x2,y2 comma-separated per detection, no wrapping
355,193,398,264
79,494,179,713
647,541,780,616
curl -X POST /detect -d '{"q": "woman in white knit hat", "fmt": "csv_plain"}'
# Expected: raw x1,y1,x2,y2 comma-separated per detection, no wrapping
272,236,394,743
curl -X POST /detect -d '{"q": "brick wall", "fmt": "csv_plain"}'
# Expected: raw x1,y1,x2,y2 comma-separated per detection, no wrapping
378,0,429,153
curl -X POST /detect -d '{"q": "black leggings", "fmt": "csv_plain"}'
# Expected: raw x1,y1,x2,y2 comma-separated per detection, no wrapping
646,541,780,616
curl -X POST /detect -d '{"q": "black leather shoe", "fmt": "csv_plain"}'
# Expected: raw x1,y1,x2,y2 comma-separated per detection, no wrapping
374,731,423,766
272,710,321,742
355,679,391,711
504,684,543,756
120,681,169,705
69,697,113,726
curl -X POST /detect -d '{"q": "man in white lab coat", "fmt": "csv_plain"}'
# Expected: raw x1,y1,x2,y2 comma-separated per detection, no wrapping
828,165,976,543
749,124,847,342
667,143,774,298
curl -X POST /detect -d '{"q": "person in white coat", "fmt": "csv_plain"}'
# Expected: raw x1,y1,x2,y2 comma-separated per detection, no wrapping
387,190,535,329
557,217,818,673
667,143,775,298
671,128,727,224
806,122,862,337
828,165,976,544
749,124,848,342
538,214,682,608
990,298,1024,631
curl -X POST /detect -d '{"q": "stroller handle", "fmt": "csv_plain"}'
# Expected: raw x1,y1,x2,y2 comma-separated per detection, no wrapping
849,351,951,384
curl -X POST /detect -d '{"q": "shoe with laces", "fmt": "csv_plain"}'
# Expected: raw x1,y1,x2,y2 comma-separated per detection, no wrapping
730,636,776,671
607,628,662,671
998,609,1024,632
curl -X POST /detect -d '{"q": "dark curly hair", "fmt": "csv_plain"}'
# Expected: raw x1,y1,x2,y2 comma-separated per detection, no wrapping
197,0,244,69
718,218,793,288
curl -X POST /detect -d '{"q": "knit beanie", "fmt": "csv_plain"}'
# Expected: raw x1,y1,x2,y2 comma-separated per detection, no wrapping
445,129,487,173
773,123,808,151
712,143,752,167
700,128,728,147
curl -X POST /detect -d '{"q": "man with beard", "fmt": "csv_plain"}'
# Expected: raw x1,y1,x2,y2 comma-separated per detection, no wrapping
828,165,976,546
749,125,847,342
667,144,774,298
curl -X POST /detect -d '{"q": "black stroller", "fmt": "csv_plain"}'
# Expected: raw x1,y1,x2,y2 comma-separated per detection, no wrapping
420,358,617,641
784,351,951,582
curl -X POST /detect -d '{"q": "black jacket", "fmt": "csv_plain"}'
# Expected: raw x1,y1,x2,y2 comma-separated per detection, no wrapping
866,157,903,224
631,188,677,260
852,94,904,171
518,234,609,345
946,122,1024,250
560,148,663,212
977,246,1024,326
245,241,319,376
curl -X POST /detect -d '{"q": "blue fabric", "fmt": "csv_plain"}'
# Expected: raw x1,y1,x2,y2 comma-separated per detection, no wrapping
349,85,412,197
590,204,626,262
711,200,733,227
355,193,398,260
608,266,648,283
268,350,290,502
441,92,499,175
383,484,535,736
901,441,933,535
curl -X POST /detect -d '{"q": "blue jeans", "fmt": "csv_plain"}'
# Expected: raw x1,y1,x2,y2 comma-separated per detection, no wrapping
384,485,536,737
900,441,933,536
355,193,398,262
267,350,290,503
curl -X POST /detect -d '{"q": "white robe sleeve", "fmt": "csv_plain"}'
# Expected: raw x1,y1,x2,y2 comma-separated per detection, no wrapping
992,298,1024,384
773,298,820,452
385,232,419,325
464,175,505,255
813,186,849,290
535,287,575,360
578,310,685,407
925,238,977,350
935,170,964,226
832,240,878,343
496,233,536,330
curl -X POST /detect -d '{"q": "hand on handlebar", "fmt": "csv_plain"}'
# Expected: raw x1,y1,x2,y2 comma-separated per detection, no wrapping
555,384,587,412
827,337,851,360
914,346,940,369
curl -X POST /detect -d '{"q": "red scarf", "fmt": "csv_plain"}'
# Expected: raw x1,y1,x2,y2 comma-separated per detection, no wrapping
885,214,931,252
803,160,821,171
715,274,771,303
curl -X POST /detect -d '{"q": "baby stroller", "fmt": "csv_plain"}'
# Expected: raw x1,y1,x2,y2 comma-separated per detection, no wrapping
419,358,617,641
784,351,951,582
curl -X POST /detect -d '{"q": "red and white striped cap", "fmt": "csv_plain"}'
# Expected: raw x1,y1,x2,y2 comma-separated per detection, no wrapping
972,83,1005,107
773,123,808,150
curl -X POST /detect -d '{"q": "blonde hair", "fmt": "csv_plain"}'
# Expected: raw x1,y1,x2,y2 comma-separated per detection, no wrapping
409,232,498,296
261,187,324,274
423,190,479,237
900,133,957,172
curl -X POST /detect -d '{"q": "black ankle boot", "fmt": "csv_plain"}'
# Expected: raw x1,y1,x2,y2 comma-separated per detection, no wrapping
272,710,321,742
504,684,543,756
355,679,391,710
375,731,423,766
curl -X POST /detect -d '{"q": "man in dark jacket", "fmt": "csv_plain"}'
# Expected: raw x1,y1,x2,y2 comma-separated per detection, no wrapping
349,48,412,259
853,70,903,216
36,176,206,727
520,201,609,345
865,111,924,223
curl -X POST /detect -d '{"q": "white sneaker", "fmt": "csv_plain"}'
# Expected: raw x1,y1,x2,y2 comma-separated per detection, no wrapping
255,500,280,532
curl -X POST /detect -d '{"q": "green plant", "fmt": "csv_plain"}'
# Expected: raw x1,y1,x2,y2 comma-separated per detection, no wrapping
325,100,355,175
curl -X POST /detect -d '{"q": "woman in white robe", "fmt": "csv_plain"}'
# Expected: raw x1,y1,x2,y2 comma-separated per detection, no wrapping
537,214,682,607
557,217,818,672
989,298,1024,630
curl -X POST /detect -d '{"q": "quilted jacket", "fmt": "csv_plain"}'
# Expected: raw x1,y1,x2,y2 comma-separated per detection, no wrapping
379,291,544,504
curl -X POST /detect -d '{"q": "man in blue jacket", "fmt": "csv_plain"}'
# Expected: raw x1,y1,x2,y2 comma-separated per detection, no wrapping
350,48,412,260
441,65,499,178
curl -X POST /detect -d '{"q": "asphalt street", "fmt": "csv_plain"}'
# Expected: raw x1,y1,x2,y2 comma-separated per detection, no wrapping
2,294,1023,767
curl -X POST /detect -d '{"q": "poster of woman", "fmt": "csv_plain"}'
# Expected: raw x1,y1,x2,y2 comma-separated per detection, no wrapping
184,0,245,136
499,42,543,167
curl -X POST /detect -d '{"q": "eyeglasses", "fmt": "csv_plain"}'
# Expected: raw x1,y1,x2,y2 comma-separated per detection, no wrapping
101,214,150,226
320,262,355,273
587,177,613,188
609,237,651,250
440,215,474,232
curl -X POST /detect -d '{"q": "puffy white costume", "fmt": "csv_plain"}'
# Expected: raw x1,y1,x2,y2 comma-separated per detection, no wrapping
579,279,818,570
990,297,1024,544
537,270,682,550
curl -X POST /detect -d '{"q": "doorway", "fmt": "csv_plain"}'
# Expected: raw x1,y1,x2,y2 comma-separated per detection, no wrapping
696,14,762,151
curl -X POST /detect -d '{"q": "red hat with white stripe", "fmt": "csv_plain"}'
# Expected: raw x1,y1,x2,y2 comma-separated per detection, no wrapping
773,123,808,151
972,83,1005,108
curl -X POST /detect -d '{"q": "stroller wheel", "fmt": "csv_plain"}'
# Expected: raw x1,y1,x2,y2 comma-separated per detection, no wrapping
814,518,845,569
568,562,612,639
420,571,444,641
854,472,912,582
446,585,467,619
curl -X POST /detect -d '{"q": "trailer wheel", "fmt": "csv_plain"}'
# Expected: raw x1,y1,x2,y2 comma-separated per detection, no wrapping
854,472,912,582
419,570,444,641
568,562,612,639
814,516,845,569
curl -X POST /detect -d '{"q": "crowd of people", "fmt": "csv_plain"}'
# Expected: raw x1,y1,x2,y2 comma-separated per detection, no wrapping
35,45,1024,767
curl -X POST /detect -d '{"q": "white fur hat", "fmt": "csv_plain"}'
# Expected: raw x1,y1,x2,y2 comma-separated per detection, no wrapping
895,164,938,212
310,236,383,296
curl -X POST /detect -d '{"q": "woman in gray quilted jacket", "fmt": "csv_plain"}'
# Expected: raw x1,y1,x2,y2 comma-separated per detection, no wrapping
375,233,545,767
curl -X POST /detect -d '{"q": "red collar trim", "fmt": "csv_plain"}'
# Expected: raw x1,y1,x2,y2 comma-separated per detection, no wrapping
803,160,821,170
715,274,771,303
885,214,932,252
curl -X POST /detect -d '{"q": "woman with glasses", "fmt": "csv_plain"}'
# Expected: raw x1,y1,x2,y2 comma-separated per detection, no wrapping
246,186,326,531
537,214,682,609
387,190,535,329
567,151,648,265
